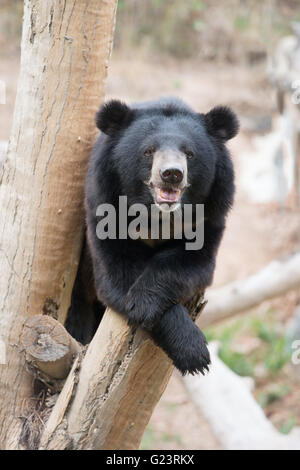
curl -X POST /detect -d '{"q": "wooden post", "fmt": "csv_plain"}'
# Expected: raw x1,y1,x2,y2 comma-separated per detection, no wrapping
0,0,118,449
21,315,81,391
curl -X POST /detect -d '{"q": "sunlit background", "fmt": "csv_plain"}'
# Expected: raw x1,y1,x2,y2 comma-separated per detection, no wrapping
1,0,300,449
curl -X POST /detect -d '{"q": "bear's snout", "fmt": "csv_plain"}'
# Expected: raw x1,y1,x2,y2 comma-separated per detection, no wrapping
149,148,188,188
147,148,188,211
160,167,184,185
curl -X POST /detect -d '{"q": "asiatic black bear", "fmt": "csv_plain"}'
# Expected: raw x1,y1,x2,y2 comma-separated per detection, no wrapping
66,97,239,375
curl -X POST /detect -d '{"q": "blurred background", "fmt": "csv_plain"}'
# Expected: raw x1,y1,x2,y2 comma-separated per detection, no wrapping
1,0,300,450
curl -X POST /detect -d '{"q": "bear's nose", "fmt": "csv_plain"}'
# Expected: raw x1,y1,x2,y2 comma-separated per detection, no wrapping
160,168,183,184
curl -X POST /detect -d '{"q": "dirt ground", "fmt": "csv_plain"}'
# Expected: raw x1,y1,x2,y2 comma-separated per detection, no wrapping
1,50,299,449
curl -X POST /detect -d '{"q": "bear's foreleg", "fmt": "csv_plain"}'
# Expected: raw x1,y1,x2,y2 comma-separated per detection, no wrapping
150,303,210,375
125,221,224,328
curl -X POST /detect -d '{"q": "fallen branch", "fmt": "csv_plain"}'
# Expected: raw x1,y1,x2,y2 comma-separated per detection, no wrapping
22,315,81,391
18,295,206,450
40,308,174,450
182,342,300,450
198,252,300,328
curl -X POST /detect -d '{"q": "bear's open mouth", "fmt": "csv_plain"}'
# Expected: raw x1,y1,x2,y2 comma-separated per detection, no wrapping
154,186,181,204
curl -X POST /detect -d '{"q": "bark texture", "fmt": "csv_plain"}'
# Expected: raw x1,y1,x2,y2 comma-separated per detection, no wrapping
40,297,205,450
40,309,174,450
0,0,117,449
22,314,81,389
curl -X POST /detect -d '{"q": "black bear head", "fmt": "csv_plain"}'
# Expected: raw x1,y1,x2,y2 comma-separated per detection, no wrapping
94,98,238,215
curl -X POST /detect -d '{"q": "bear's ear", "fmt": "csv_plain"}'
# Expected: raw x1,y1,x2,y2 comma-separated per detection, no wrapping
95,100,134,136
202,106,239,141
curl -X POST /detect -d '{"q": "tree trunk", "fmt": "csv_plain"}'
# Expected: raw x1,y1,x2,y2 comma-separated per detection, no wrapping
0,0,118,450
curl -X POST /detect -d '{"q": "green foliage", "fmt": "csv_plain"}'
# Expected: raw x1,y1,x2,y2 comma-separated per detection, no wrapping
114,0,298,60
251,317,278,343
152,0,165,7
279,416,297,435
140,424,182,449
192,0,205,13
115,0,207,57
193,20,205,32
161,432,182,445
251,317,291,373
117,0,125,10
219,346,254,376
234,15,250,32
258,385,290,408
205,307,291,378
139,426,156,450
205,321,254,376
165,402,179,412
172,79,183,90
264,337,291,373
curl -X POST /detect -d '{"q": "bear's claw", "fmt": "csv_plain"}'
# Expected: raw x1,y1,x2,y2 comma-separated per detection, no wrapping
150,303,211,376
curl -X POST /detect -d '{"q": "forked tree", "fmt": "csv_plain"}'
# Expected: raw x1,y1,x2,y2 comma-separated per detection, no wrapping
0,0,205,450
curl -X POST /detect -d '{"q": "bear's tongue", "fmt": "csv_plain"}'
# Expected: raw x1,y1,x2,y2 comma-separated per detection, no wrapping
155,187,181,203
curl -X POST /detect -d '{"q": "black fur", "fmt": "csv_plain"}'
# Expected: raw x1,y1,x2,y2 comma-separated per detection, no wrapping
66,97,238,375
203,105,239,141
95,100,135,136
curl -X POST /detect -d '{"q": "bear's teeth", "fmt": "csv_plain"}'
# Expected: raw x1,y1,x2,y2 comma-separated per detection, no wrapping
158,188,181,202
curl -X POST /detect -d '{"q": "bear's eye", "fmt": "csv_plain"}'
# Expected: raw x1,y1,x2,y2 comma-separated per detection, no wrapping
184,149,194,159
144,146,156,157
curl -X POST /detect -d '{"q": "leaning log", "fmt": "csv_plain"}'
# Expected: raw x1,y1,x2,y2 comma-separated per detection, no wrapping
199,252,300,328
0,0,118,449
182,342,300,450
